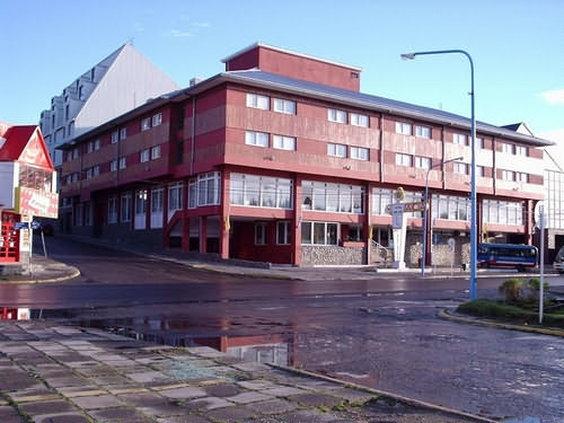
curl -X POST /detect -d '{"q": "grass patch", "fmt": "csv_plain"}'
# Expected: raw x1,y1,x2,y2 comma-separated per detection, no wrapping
457,299,564,329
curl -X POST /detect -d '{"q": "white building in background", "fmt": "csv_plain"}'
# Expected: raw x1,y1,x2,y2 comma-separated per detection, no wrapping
39,42,179,166
541,128,564,260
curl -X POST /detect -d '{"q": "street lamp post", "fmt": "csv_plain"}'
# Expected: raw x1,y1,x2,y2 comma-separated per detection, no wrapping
421,156,463,275
401,49,478,300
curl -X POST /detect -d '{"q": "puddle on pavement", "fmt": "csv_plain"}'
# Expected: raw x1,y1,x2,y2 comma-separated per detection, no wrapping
1,306,293,366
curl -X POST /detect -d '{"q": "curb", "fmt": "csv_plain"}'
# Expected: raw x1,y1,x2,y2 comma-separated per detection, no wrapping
0,267,81,285
268,363,497,423
439,308,564,338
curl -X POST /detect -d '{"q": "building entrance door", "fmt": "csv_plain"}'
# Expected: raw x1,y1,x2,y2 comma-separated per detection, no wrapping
0,212,20,263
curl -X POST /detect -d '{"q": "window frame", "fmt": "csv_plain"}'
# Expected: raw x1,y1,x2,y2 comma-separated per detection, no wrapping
273,98,296,114
245,131,269,148
255,222,267,245
327,143,347,158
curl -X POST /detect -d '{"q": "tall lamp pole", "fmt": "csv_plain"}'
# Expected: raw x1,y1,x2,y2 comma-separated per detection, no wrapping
401,49,478,300
421,156,463,275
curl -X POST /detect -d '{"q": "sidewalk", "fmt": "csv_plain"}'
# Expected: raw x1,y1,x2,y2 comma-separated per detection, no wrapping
0,320,490,423
59,233,556,283
0,256,80,284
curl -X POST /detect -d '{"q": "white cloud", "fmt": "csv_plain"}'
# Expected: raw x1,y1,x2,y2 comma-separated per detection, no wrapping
168,29,194,38
541,89,564,105
166,17,211,38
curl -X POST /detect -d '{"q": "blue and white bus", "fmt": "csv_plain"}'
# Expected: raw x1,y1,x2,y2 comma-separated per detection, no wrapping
477,243,538,271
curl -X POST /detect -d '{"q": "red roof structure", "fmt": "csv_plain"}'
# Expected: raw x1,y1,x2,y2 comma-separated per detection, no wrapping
0,125,53,170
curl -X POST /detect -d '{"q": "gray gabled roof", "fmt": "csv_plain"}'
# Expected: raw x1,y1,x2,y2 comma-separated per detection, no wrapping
222,70,554,147
59,68,554,150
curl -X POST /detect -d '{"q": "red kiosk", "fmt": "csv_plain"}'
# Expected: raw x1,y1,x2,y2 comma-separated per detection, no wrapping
0,122,58,273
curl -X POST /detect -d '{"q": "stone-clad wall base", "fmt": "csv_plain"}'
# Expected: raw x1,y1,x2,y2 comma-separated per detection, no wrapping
301,245,365,266
406,233,470,267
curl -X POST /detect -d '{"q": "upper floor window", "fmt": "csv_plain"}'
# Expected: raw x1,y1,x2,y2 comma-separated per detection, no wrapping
245,131,269,147
516,172,528,183
476,165,485,177
328,108,347,124
152,113,162,127
327,143,347,158
453,133,468,145
350,146,369,161
395,121,412,135
272,135,296,151
414,156,431,170
415,125,431,139
246,93,270,110
140,149,150,163
111,130,119,144
501,169,515,181
476,137,484,149
502,143,514,154
453,161,469,175
87,139,100,153
350,113,369,127
141,117,151,131
515,145,528,156
119,156,127,170
119,128,127,140
78,85,84,100
150,145,161,160
110,159,118,172
273,98,296,114
395,153,412,167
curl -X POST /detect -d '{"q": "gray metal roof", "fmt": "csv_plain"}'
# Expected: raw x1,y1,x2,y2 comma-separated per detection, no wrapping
222,70,554,147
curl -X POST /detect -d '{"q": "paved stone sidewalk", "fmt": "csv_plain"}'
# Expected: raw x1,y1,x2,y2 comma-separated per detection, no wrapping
0,256,80,284
0,321,486,423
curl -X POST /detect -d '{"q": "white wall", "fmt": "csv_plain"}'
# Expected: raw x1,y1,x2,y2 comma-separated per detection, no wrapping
0,162,16,209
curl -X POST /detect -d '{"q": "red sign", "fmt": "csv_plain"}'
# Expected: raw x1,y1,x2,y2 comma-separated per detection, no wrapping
15,187,58,218
19,133,51,168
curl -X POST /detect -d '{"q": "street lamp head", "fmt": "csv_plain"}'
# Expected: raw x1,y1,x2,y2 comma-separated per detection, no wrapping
400,53,416,60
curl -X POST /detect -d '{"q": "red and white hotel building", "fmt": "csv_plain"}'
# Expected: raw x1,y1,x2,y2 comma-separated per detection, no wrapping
58,43,551,267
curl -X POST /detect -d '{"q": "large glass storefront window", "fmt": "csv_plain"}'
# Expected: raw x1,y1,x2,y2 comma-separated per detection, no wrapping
483,200,523,225
302,181,364,214
431,195,470,221
230,173,293,209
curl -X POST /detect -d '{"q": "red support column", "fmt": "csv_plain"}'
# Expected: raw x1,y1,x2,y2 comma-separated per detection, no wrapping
219,170,231,260
292,175,302,266
199,216,208,253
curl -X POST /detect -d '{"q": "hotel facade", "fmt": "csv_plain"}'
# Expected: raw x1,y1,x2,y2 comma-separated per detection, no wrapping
58,43,551,267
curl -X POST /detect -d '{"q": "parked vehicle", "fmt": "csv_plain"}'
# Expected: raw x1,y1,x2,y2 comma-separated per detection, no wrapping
553,246,564,274
477,243,538,272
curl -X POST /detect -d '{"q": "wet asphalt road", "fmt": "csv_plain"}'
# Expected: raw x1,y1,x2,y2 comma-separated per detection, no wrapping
1,237,564,422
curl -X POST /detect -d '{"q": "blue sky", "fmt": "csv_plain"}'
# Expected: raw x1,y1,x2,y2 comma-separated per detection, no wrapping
1,0,563,141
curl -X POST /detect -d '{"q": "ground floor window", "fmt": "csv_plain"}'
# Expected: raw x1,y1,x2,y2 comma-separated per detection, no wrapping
347,224,362,241
301,221,338,245
83,202,92,226
108,196,118,224
276,221,291,245
121,193,132,223
255,222,267,245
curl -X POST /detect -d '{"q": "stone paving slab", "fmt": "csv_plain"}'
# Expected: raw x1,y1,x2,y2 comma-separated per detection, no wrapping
0,321,486,423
